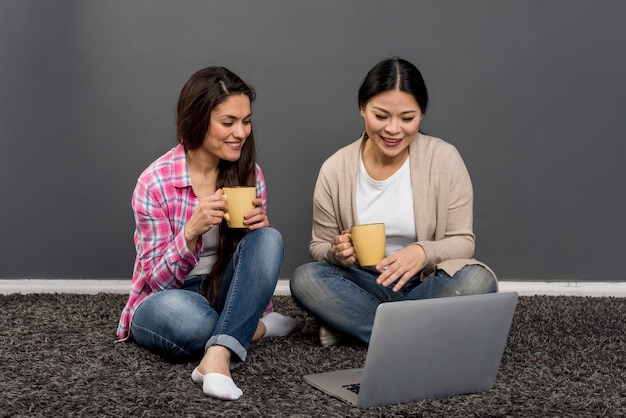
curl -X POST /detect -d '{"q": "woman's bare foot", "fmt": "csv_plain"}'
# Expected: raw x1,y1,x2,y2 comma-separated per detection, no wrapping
253,321,266,341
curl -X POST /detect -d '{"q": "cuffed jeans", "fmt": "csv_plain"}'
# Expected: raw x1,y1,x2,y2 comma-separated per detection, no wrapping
131,227,283,367
290,262,497,344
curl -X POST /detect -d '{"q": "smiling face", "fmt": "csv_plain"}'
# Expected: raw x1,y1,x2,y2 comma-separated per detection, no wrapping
201,94,252,163
360,89,423,163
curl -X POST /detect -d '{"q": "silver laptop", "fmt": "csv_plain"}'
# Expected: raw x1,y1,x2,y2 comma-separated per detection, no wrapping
303,291,519,408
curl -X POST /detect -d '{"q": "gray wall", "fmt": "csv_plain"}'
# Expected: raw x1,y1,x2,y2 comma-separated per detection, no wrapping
1,1,624,281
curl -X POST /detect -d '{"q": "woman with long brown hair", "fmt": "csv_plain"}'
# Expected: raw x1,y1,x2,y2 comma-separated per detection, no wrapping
117,66,295,400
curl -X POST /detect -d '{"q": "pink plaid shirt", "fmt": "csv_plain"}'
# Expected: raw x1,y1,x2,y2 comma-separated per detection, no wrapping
117,144,270,340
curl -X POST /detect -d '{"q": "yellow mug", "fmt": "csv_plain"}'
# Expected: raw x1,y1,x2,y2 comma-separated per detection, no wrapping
222,187,256,228
348,223,386,266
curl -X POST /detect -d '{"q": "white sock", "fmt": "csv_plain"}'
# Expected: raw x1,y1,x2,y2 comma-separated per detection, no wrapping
191,368,243,400
260,312,296,338
191,367,204,385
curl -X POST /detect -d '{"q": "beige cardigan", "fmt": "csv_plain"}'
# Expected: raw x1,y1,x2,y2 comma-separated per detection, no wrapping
309,133,495,281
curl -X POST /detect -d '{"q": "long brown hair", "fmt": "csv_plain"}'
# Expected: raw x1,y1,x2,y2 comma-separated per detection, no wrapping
176,66,257,304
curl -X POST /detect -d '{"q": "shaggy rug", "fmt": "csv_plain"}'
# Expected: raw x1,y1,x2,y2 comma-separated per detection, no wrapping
0,293,624,417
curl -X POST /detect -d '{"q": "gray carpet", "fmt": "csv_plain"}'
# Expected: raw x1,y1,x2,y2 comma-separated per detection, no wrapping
1,293,624,417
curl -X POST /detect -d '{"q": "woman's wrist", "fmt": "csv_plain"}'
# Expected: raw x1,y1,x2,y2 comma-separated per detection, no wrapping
411,243,427,269
184,224,200,250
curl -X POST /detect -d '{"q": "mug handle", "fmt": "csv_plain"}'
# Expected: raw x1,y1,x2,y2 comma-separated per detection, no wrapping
343,231,358,262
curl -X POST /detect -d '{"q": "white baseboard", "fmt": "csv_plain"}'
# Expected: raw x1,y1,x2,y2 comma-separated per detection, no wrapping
1,279,625,297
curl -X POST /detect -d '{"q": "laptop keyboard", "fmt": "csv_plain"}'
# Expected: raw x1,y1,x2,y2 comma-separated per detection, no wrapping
342,383,361,394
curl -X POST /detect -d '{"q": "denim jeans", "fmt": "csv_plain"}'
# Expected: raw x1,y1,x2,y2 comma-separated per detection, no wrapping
290,262,497,343
131,227,283,366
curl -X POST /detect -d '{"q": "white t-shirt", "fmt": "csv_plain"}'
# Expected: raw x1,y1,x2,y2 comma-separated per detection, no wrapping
356,154,416,256
186,225,219,277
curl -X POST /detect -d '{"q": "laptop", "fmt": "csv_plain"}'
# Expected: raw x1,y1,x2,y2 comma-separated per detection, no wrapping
303,291,519,408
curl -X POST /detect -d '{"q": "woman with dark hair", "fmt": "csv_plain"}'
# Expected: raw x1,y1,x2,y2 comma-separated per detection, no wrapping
290,57,497,346
117,66,295,400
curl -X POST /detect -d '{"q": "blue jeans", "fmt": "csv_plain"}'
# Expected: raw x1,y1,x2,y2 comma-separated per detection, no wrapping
131,227,283,367
289,262,497,344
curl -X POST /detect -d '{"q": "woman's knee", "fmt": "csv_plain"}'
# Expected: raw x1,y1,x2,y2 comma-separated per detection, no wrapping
131,290,217,357
289,263,321,299
456,264,497,294
239,228,284,274
290,262,347,312
245,227,284,253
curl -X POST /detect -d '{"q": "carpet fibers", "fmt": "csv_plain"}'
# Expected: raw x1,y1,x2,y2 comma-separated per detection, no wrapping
1,293,624,417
